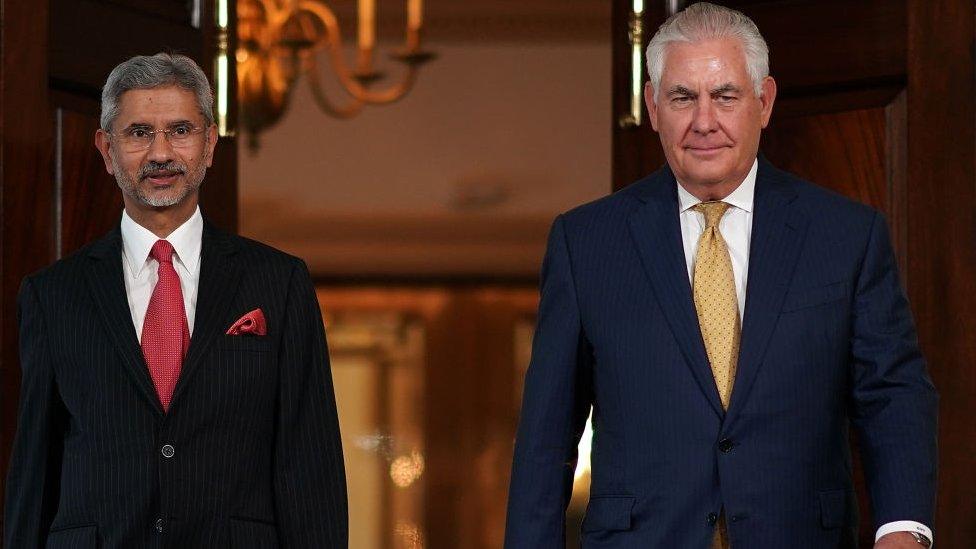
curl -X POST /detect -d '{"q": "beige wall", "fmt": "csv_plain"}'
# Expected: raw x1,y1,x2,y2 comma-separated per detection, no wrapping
239,40,611,276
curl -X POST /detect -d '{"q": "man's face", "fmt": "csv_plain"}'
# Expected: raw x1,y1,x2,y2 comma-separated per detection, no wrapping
646,38,776,191
95,85,217,212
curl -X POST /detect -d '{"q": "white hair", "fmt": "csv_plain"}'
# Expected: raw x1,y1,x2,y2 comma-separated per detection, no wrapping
646,2,769,101
100,53,214,131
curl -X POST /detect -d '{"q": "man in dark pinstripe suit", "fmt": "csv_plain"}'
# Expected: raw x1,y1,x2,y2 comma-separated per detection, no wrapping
4,53,347,548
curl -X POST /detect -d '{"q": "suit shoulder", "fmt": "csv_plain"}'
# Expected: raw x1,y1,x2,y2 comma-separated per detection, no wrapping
771,167,879,244
229,233,308,271
23,235,111,293
558,173,654,232
774,166,876,219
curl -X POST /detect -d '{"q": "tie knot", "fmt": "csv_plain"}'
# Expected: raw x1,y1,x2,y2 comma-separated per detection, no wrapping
694,201,731,229
150,240,175,264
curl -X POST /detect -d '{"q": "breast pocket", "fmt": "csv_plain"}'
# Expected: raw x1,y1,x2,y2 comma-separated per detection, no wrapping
208,336,277,410
781,280,849,313
216,335,272,353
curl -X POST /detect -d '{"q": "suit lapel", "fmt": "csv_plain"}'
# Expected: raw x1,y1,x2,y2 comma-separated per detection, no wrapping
725,162,810,423
85,228,164,416
627,169,724,418
169,221,243,409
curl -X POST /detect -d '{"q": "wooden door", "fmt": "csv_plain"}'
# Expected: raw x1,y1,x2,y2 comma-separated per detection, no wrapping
612,1,976,546
0,0,240,534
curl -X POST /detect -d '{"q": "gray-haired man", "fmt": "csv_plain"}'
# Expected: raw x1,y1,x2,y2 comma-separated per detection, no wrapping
4,53,348,548
505,3,936,548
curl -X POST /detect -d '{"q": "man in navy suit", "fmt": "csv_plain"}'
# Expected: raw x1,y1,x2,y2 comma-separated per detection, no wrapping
505,3,936,548
4,54,347,547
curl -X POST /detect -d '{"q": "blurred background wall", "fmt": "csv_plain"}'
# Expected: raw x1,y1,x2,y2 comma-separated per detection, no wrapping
236,3,610,546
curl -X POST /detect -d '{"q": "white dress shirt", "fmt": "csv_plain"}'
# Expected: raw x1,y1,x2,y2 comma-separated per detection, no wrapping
121,207,203,341
676,159,933,546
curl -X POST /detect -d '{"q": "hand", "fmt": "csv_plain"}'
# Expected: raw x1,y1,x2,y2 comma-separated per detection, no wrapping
875,531,927,548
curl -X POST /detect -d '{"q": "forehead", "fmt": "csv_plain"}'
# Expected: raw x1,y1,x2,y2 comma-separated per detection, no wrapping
661,38,750,84
115,85,200,124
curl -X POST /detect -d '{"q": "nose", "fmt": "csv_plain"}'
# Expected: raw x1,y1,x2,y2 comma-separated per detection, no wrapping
691,99,718,135
145,131,175,162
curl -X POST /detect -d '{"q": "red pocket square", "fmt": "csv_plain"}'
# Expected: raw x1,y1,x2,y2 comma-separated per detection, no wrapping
226,308,267,336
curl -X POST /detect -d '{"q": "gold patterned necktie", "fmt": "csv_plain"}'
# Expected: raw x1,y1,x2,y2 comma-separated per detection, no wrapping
693,201,740,409
693,201,740,549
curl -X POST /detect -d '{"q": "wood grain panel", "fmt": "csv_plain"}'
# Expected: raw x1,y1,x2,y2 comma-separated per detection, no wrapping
906,1,976,546
57,109,123,256
49,0,202,100
761,108,888,211
0,0,53,533
727,0,905,93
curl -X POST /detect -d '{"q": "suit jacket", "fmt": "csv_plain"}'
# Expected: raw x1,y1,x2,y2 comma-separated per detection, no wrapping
505,159,937,548
4,221,348,548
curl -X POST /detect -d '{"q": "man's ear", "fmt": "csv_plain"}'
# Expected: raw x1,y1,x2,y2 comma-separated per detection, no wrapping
204,124,218,168
94,129,116,175
758,76,777,129
644,82,659,132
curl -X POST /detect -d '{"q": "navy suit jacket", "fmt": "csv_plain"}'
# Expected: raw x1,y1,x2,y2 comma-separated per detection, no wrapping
505,160,937,548
4,222,348,548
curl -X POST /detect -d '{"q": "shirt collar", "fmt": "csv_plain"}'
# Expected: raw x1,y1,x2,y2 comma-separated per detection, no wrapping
121,206,203,278
677,158,758,214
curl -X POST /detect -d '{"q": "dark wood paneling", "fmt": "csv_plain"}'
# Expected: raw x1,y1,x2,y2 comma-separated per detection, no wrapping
610,0,665,190
49,0,202,100
57,109,122,256
906,1,976,546
762,108,888,211
726,0,905,93
0,0,53,538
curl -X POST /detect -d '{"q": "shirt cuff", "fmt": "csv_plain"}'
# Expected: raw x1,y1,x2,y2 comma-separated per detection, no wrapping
875,521,933,546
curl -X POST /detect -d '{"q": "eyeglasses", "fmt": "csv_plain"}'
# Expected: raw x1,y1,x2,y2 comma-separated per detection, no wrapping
107,124,207,152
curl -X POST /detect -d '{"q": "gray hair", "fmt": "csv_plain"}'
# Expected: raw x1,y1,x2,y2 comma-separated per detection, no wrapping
100,53,214,131
646,2,769,101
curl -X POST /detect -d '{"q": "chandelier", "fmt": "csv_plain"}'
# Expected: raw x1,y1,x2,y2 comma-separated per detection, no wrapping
237,0,435,150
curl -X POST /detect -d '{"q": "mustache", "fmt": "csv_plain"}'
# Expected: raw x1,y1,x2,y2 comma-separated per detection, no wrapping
139,161,187,180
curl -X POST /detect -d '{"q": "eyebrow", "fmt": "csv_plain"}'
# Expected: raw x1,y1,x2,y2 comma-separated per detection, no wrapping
667,85,697,97
710,83,742,95
122,120,195,130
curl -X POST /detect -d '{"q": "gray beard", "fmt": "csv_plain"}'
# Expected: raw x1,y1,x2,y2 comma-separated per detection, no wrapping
111,153,207,208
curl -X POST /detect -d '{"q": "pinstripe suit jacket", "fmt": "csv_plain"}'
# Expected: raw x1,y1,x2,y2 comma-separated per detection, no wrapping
505,159,938,548
4,222,348,548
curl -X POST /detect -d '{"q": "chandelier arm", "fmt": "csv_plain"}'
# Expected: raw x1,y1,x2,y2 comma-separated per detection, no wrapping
296,0,421,105
305,62,366,119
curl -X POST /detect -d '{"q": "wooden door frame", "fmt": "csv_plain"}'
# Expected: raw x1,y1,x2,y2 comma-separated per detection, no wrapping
0,1,53,535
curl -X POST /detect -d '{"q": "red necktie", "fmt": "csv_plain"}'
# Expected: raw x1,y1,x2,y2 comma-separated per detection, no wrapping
142,239,190,412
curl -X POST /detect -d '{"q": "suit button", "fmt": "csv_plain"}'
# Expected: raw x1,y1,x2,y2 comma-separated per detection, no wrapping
154,517,165,533
706,512,718,525
718,438,734,453
161,444,175,459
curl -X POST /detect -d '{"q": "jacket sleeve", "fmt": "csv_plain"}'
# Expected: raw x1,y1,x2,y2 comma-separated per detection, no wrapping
273,261,348,548
849,212,938,531
4,278,66,548
505,215,594,549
